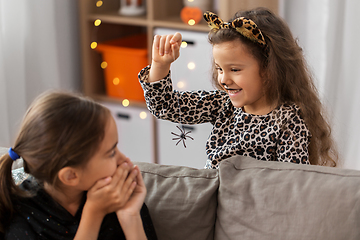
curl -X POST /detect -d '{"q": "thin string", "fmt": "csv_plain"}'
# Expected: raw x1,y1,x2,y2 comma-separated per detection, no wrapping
177,92,182,125
170,62,194,147
172,51,182,126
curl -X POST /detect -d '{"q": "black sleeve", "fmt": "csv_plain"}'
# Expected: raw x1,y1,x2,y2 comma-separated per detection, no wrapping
4,215,38,240
140,203,158,240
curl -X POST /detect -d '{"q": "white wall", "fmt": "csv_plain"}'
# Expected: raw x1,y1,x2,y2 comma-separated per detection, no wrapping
0,0,81,146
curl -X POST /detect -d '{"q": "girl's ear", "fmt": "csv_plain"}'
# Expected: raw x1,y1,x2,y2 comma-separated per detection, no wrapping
57,167,80,186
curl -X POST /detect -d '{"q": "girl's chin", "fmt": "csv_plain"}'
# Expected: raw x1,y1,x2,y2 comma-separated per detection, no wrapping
229,99,244,109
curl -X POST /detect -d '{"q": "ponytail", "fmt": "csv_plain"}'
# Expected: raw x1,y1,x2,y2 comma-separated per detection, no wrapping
0,151,20,233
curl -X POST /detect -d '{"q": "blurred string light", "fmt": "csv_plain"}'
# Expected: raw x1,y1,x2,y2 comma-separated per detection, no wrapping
91,2,103,50
181,41,188,48
94,19,102,26
122,99,130,107
92,1,131,106
100,61,107,69
113,77,120,85
188,19,196,26
139,111,147,119
96,0,103,7
90,42,98,49
187,62,196,70
177,81,185,89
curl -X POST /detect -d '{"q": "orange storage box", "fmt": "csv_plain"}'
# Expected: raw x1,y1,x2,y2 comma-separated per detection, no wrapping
96,34,148,102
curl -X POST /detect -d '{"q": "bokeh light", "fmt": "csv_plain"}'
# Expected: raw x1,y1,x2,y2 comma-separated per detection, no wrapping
177,81,185,89
122,99,130,107
113,78,120,85
90,42,97,49
100,61,107,69
139,111,147,119
188,19,196,26
94,19,101,26
96,1,103,7
187,62,195,70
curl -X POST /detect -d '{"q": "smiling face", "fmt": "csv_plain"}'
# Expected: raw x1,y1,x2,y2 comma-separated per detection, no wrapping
76,115,132,191
213,39,272,115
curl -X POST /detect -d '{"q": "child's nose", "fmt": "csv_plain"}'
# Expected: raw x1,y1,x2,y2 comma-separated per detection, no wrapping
220,73,232,86
116,149,133,167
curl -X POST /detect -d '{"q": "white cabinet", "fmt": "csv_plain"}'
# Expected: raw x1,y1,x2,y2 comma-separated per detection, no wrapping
158,121,212,169
101,102,155,163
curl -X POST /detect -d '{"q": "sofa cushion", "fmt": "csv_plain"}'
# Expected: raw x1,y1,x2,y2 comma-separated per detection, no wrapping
136,162,219,240
216,155,360,240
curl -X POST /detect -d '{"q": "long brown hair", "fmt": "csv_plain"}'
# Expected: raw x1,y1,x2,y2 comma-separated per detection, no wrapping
208,7,338,167
0,91,110,234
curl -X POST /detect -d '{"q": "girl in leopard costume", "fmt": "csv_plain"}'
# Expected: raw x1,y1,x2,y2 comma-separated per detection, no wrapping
138,7,338,169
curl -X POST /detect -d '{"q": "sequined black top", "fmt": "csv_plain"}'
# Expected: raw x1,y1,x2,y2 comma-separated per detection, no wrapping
5,177,157,240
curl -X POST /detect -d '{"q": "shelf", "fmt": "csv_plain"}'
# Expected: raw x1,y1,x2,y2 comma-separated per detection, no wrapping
88,12,148,26
152,19,209,32
88,13,209,32
91,94,148,109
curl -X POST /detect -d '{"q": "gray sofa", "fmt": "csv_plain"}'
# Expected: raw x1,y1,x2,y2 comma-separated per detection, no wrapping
136,156,360,240
4,146,360,239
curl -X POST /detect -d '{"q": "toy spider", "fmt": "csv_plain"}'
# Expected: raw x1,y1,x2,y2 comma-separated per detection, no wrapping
171,125,194,148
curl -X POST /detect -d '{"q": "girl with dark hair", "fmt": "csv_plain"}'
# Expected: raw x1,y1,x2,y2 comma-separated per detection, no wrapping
0,91,157,239
138,7,338,168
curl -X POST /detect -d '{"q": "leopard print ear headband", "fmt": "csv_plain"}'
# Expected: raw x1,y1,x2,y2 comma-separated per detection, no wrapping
203,11,267,50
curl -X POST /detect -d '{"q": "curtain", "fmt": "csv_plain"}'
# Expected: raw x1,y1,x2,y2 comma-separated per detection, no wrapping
283,0,360,169
0,0,81,146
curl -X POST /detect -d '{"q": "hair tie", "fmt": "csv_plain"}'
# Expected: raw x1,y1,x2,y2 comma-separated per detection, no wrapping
203,11,267,49
8,147,20,161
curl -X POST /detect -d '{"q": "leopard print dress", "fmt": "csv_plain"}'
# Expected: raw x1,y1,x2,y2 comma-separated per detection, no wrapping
139,65,311,169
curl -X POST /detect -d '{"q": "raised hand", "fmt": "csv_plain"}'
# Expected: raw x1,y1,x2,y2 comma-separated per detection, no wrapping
149,32,182,82
152,32,182,65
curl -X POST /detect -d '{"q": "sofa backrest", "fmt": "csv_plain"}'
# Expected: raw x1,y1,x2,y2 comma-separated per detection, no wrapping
136,162,218,240
216,156,360,240
138,155,360,240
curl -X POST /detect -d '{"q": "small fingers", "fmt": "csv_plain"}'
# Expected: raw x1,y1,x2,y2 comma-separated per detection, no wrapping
170,32,182,45
158,35,168,56
172,42,180,60
156,34,179,56
153,35,160,50
110,162,130,188
116,167,138,201
133,166,144,186
123,176,138,201
90,176,112,192
164,35,173,55
152,35,161,58
113,163,138,191
123,167,138,188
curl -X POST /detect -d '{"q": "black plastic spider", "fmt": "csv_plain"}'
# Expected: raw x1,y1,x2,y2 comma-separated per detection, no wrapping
171,125,194,148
